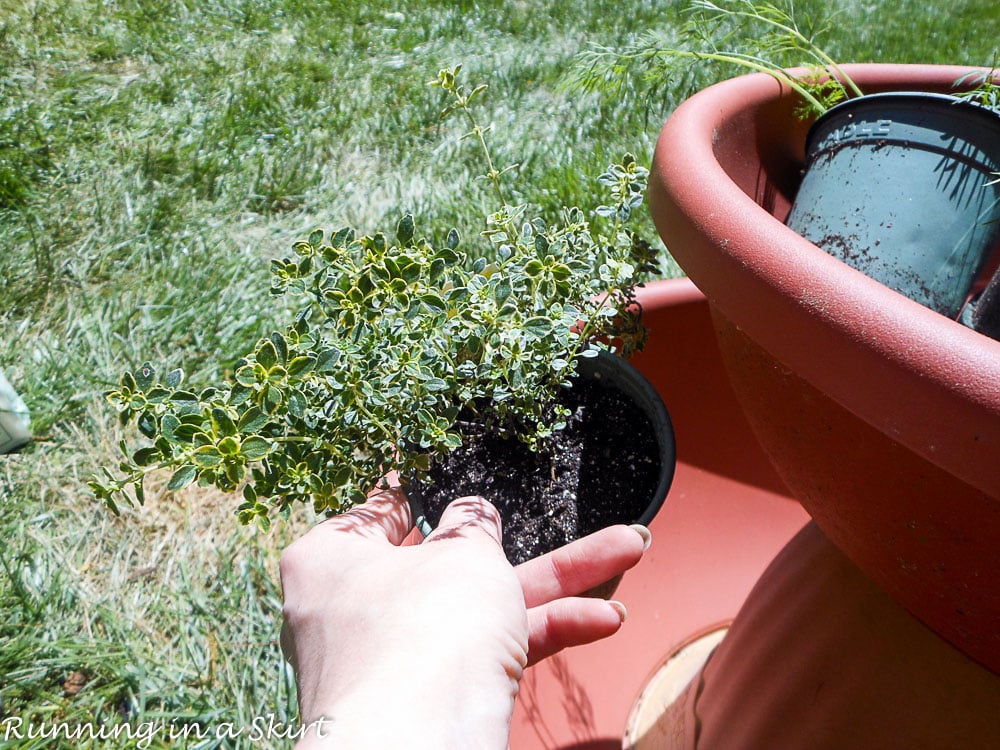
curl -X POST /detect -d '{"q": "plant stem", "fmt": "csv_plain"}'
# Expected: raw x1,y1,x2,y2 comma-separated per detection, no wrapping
570,290,615,361
453,90,520,243
464,112,508,210
675,49,830,112
708,1,864,99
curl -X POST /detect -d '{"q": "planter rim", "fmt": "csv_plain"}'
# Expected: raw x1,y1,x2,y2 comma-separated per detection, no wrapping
648,63,1000,499
813,87,1000,115
805,88,1000,155
408,348,676,546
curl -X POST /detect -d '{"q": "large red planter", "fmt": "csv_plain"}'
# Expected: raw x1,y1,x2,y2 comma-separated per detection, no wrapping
687,520,1000,749
647,64,1000,673
507,278,810,748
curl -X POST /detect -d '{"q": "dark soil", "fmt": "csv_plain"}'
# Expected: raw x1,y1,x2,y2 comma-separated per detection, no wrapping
410,378,662,565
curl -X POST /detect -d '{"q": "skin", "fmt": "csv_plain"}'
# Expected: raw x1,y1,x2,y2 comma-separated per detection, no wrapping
279,489,649,749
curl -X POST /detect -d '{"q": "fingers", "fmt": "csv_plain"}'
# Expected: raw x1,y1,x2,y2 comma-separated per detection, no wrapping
280,490,413,596
423,496,504,550
517,524,649,608
311,488,414,545
525,597,628,666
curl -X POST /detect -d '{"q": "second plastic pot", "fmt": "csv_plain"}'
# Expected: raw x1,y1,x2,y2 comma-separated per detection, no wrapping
785,91,1000,319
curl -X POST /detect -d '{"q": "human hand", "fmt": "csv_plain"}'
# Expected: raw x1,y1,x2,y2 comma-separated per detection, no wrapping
279,489,649,749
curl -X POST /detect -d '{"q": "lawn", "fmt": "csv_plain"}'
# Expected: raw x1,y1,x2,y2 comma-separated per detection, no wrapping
1,0,996,746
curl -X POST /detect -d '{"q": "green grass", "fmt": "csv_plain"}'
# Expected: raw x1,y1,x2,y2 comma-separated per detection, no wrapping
0,0,996,745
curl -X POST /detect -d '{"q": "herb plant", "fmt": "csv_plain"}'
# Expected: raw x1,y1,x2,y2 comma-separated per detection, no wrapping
573,0,998,118
955,62,1000,110
574,0,861,117
90,66,658,529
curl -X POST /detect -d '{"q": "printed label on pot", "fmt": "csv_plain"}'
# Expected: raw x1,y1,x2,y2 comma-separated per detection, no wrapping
814,118,893,152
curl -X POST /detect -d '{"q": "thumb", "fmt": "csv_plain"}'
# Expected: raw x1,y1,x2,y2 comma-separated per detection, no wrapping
423,496,504,550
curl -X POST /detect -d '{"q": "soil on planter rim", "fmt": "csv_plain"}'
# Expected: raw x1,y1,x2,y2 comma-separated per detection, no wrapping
412,377,662,566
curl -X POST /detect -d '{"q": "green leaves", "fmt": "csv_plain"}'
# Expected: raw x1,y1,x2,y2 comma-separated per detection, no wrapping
237,406,268,433
94,64,656,531
596,153,649,222
396,213,415,245
167,464,197,491
256,339,279,369
240,436,272,460
522,317,554,338
573,0,861,118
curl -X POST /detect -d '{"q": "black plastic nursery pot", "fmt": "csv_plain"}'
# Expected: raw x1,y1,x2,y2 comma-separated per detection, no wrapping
785,92,1000,319
406,350,676,565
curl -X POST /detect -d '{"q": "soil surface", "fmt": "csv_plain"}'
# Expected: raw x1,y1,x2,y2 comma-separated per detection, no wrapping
411,378,662,565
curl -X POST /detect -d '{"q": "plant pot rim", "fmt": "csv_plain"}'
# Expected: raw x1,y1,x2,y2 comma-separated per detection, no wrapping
789,87,1000,319
805,88,1000,154
408,348,676,545
815,88,1000,116
648,62,1000,499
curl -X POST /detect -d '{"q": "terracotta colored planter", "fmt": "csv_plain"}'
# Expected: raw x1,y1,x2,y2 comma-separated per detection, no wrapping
647,64,1000,673
507,278,810,747
685,521,1000,749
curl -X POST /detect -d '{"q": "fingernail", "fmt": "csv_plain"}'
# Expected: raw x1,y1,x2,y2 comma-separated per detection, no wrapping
608,600,628,623
629,524,652,551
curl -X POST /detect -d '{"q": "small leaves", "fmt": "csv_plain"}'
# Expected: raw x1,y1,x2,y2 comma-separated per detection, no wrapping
315,347,342,372
135,362,156,390
256,340,278,369
94,64,655,529
193,446,224,468
136,411,158,439
237,406,268,433
423,378,449,393
522,316,554,338
167,464,198,491
396,213,415,245
132,447,160,467
211,408,237,437
241,436,272,460
270,332,289,363
287,355,316,378
420,292,448,313
217,436,241,457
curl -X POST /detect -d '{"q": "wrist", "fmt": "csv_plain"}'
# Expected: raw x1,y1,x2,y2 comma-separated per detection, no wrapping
295,655,519,750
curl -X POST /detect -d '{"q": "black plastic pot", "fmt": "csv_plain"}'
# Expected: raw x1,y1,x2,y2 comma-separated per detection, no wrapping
406,349,676,564
785,92,1000,319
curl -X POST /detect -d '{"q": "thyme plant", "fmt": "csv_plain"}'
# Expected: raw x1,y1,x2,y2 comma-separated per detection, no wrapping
91,66,658,529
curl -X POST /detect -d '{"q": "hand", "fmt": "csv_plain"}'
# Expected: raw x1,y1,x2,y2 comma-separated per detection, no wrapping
279,489,649,749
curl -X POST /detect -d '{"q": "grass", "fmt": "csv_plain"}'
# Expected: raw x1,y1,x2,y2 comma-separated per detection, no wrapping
0,0,996,745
